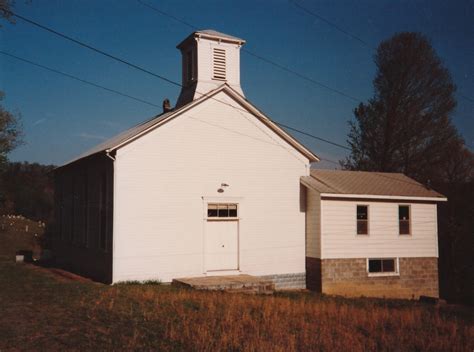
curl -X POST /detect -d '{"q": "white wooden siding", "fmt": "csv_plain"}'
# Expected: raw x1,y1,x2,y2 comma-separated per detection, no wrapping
193,39,243,98
112,91,309,283
306,189,321,258
320,199,439,259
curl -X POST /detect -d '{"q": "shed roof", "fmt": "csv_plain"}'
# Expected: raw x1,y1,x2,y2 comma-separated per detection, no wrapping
301,169,446,200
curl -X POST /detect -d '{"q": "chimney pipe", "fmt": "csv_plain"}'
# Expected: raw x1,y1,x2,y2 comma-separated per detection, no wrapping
163,98,171,113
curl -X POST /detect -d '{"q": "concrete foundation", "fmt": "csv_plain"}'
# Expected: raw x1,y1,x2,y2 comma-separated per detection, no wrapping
306,257,439,299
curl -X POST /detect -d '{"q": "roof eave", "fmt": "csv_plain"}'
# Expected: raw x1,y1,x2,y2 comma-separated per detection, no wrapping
320,193,448,202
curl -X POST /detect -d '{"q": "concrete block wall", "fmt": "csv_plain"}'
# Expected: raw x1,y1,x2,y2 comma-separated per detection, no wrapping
306,257,439,299
260,272,306,290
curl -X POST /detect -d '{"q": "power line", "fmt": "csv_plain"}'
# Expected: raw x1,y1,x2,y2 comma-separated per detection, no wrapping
4,9,352,154
2,50,345,166
289,0,474,104
275,122,351,151
137,0,198,30
3,10,182,89
136,0,362,103
289,0,373,49
0,51,162,109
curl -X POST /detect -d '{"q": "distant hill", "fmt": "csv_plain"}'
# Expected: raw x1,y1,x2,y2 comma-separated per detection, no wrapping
0,161,55,221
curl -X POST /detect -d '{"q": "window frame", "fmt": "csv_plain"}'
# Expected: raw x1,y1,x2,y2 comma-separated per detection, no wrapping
206,203,239,221
356,204,369,236
367,258,399,277
398,204,411,236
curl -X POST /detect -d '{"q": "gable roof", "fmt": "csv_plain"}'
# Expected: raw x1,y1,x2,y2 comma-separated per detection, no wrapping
301,169,446,201
60,84,319,168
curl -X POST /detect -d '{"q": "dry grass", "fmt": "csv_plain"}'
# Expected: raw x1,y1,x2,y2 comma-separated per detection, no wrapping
0,261,472,351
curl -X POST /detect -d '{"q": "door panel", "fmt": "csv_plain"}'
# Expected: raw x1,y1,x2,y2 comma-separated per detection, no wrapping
205,221,238,271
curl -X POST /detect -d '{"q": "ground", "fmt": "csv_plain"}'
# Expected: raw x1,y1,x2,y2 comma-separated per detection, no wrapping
0,217,473,351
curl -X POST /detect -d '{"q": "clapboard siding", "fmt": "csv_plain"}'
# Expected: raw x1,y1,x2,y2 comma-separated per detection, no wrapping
320,199,438,259
306,189,321,258
113,91,309,283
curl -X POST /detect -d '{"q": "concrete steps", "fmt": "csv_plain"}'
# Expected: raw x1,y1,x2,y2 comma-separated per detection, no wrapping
172,274,275,294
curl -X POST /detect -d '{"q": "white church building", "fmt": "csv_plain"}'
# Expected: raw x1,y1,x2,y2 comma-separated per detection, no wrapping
53,30,446,298
54,30,317,288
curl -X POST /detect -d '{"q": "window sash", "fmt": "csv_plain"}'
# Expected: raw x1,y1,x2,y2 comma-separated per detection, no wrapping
399,205,411,235
368,258,397,273
207,203,238,218
356,205,368,235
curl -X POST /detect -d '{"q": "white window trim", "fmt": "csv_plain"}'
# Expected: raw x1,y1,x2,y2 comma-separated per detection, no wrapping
366,257,400,277
202,196,243,221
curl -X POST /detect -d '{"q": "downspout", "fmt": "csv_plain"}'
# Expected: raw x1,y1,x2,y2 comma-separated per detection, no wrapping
105,149,116,284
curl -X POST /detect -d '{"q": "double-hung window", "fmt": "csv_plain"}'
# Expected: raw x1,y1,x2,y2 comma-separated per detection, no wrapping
399,205,411,235
357,205,369,235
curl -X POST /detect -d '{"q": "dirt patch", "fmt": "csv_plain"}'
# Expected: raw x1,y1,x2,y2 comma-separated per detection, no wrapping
24,263,99,284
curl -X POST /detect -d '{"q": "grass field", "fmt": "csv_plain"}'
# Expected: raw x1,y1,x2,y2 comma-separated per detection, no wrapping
1,261,473,351
0,216,473,351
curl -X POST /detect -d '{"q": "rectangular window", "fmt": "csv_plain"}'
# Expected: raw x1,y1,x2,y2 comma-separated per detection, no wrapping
99,172,107,251
83,171,89,247
70,177,76,242
399,205,410,235
368,258,397,274
356,205,368,235
207,203,238,218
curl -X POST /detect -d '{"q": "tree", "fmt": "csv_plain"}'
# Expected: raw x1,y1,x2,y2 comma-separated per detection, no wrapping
0,0,15,25
0,92,23,170
343,31,474,304
0,162,55,220
343,32,466,184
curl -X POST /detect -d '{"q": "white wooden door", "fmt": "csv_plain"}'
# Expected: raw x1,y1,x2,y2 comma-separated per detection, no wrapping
205,220,239,271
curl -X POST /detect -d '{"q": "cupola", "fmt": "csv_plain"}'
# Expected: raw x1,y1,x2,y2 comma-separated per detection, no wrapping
175,30,246,107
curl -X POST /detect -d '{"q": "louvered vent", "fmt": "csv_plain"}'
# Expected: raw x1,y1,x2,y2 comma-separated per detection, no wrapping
213,48,226,80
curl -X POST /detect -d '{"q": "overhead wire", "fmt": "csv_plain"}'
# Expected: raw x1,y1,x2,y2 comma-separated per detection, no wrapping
0,50,162,109
136,0,362,103
2,8,351,158
289,0,474,104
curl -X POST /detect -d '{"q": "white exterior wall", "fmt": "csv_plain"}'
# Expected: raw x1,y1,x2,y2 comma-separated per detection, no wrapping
195,38,242,95
112,91,309,283
320,199,439,259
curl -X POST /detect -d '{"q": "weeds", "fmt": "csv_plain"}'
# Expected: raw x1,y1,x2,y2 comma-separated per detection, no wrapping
0,261,472,351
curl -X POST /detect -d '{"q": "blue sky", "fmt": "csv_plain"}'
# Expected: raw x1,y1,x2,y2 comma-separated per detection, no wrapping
1,0,473,167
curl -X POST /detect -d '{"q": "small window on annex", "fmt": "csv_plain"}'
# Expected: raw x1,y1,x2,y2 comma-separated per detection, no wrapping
207,203,238,218
368,258,397,274
399,205,411,235
356,205,368,235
